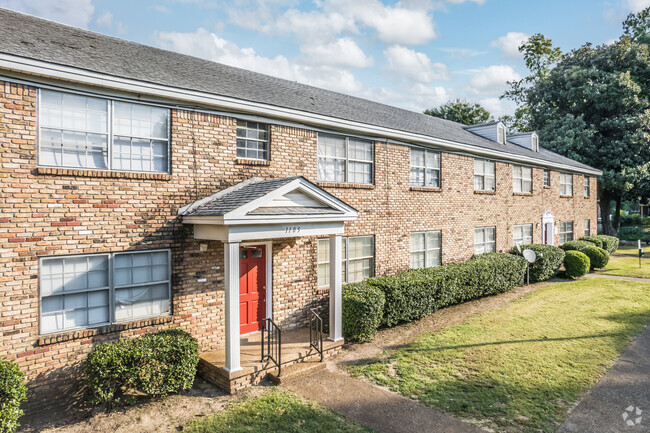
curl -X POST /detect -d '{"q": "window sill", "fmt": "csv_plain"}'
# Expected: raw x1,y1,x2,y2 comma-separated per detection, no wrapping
560,195,574,198
36,315,173,346
36,167,172,181
410,186,441,193
317,182,375,189
513,192,533,196
474,190,496,195
235,158,271,166
543,186,551,189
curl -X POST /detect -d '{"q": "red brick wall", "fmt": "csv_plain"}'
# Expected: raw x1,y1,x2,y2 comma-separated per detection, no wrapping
0,81,597,409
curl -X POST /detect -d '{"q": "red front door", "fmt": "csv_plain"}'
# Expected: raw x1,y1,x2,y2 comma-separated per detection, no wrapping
239,245,266,334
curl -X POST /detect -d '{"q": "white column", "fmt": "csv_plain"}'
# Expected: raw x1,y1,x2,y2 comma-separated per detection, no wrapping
329,234,343,342
224,241,241,372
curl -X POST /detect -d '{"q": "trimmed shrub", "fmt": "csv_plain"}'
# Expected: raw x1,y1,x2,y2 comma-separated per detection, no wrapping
368,253,526,327
560,240,593,251
581,246,610,269
0,359,27,433
85,328,199,408
342,282,385,342
509,244,565,282
564,250,590,278
590,235,619,254
579,236,604,249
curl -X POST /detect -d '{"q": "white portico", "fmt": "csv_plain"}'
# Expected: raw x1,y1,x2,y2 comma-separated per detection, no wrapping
179,176,358,373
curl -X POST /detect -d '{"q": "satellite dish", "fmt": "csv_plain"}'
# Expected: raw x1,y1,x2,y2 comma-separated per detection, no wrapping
523,249,537,263
515,242,522,254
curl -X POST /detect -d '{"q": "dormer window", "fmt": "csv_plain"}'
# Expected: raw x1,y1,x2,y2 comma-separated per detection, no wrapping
497,124,506,144
532,135,539,152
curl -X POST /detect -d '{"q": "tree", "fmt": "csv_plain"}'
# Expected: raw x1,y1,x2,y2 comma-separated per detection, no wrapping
424,99,492,125
525,10,650,235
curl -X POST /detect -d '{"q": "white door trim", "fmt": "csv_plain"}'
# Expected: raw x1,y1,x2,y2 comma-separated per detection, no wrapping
240,240,273,323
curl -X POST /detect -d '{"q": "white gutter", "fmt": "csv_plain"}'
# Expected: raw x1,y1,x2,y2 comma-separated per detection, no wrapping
0,53,603,176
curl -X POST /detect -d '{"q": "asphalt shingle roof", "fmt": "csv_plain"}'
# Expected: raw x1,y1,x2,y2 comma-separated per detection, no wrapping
0,8,598,173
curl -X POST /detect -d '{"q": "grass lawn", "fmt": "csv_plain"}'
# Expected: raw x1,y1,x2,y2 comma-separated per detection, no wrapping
184,390,373,433
349,278,650,433
595,245,650,279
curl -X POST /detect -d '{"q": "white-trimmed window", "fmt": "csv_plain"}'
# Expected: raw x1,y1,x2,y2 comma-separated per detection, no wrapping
560,173,573,196
513,224,533,246
317,134,373,184
560,221,574,244
39,250,171,334
584,177,590,197
410,148,441,188
236,120,269,160
410,231,442,268
543,169,551,187
497,124,506,144
513,165,532,193
474,226,496,255
39,90,170,173
474,159,496,191
532,135,539,151
584,219,591,236
317,236,374,287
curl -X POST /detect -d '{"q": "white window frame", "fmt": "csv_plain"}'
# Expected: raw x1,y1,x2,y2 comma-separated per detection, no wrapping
39,249,171,335
38,89,171,174
559,221,574,244
584,219,591,236
560,173,574,196
410,231,442,269
532,135,539,151
317,236,374,287
513,165,533,193
543,169,551,187
317,133,374,185
584,177,590,197
474,158,496,192
474,226,496,255
513,224,533,246
236,119,269,161
497,124,506,144
410,148,441,188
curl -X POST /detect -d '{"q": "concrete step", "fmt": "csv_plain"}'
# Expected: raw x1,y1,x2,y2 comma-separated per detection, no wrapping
268,361,327,384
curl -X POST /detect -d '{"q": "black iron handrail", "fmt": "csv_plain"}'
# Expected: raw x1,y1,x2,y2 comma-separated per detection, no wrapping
261,318,282,376
309,308,324,362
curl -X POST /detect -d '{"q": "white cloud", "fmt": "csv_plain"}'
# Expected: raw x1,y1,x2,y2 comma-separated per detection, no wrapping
0,0,95,28
95,10,126,34
468,65,521,94
153,28,365,95
478,97,516,118
301,38,373,69
384,45,450,82
439,47,487,60
490,32,529,59
628,0,650,12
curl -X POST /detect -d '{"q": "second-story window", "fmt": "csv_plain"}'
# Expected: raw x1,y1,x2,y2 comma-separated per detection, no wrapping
317,133,373,184
410,148,441,188
39,89,170,173
560,173,573,196
474,158,496,191
584,177,590,197
543,169,551,187
236,120,269,160
513,165,532,193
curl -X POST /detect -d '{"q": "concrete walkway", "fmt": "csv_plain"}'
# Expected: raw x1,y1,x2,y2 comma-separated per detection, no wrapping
558,324,650,433
282,362,483,433
586,273,650,283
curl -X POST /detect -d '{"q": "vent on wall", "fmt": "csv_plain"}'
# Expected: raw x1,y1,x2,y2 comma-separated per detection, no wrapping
464,121,507,144
509,132,540,152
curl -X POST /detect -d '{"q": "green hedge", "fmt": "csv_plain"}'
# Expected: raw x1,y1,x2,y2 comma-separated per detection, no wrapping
579,236,604,249
509,244,565,283
342,282,385,342
85,329,199,408
588,235,619,254
560,240,593,251
0,359,26,433
581,246,610,269
364,253,527,328
564,251,590,278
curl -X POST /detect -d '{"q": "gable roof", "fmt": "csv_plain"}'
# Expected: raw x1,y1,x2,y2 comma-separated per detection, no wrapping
0,8,600,175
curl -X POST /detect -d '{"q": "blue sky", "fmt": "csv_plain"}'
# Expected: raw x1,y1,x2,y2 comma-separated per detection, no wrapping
1,0,646,117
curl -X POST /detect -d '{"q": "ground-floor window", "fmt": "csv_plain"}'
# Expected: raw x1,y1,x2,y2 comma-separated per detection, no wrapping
513,223,533,246
317,236,374,287
559,221,574,244
410,230,442,268
584,219,591,236
39,249,171,334
474,226,496,255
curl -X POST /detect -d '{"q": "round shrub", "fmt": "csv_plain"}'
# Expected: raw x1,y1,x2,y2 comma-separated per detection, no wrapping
591,235,619,254
0,359,27,433
342,282,385,342
580,236,604,249
85,328,199,408
564,250,590,278
581,246,610,269
509,244,565,282
560,240,593,251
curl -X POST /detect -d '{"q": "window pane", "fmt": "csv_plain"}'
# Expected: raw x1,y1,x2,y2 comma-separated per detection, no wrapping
411,251,425,269
348,139,372,161
474,159,484,175
411,149,424,167
411,233,425,251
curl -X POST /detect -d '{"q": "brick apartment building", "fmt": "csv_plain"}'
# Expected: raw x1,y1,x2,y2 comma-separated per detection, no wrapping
0,9,601,407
